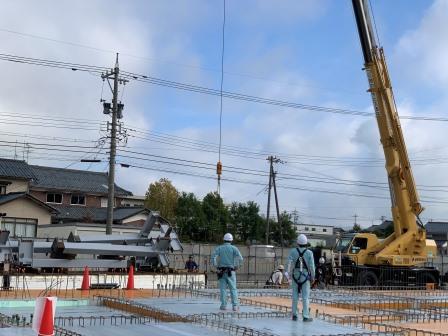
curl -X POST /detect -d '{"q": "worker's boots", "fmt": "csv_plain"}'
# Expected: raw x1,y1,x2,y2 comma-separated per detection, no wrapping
292,315,298,321
303,317,313,322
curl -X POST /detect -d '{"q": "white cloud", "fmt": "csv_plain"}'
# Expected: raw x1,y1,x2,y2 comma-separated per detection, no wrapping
395,0,448,88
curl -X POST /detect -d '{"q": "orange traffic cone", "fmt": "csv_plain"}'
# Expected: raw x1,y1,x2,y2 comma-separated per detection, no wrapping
38,298,54,336
126,265,135,290
81,266,90,290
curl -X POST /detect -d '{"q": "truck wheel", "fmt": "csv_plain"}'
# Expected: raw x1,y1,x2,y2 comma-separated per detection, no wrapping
417,272,436,286
357,270,378,287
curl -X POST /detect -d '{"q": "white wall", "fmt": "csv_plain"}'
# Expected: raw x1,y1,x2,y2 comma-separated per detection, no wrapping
295,224,333,235
8,273,205,290
0,198,51,225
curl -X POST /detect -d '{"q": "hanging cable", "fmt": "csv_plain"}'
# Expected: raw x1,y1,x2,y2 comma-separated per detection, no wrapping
217,0,226,195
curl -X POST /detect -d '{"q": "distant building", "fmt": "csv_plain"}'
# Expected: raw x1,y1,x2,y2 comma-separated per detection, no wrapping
0,158,147,238
425,221,448,250
0,192,57,237
294,223,335,247
363,220,393,237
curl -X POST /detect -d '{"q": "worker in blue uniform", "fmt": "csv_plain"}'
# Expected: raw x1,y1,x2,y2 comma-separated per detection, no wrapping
287,234,315,322
211,233,243,311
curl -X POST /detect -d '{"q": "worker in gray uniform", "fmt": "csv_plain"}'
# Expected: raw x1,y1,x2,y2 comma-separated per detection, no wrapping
211,233,243,311
287,233,315,322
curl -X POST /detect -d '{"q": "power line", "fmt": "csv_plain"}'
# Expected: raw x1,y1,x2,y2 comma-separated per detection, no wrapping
1,52,448,123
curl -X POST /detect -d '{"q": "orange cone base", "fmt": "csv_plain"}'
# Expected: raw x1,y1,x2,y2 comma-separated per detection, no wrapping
38,298,54,336
126,265,135,290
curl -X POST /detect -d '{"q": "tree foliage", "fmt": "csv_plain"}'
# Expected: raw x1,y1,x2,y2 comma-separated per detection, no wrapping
268,211,297,246
144,178,179,222
202,192,229,242
175,192,206,241
352,223,361,232
229,201,264,244
143,178,298,246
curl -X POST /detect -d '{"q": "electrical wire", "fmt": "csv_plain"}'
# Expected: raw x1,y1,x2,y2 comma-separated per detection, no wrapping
216,0,227,195
1,52,447,123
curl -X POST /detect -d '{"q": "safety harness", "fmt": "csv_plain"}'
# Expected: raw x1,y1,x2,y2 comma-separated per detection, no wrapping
292,248,310,293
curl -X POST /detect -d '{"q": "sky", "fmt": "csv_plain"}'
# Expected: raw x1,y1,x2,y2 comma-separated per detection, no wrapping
0,0,447,229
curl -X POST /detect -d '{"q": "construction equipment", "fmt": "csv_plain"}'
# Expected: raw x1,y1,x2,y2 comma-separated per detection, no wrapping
331,0,439,286
0,212,182,272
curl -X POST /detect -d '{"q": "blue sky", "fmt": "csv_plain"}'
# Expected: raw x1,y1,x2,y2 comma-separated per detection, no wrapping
0,0,447,228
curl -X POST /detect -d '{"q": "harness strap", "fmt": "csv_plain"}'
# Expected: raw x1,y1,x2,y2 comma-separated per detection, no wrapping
292,248,311,293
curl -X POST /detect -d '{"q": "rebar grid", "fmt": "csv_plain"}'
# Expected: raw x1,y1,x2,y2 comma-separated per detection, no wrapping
54,326,83,336
54,314,152,328
95,295,190,323
317,312,447,336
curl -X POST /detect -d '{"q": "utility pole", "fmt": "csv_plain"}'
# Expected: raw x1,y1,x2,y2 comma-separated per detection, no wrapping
101,54,127,235
272,169,284,247
265,156,273,245
265,156,283,245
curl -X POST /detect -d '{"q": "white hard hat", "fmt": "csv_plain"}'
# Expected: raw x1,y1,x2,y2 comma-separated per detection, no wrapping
319,257,325,264
223,233,233,242
297,234,307,245
278,265,284,270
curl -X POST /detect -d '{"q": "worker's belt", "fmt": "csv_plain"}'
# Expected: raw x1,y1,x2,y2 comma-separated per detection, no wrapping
217,267,234,279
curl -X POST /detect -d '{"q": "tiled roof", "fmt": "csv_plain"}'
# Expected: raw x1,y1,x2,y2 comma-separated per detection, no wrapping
0,192,58,213
0,192,25,205
364,220,393,233
0,158,36,180
29,165,132,196
0,158,132,196
53,205,147,223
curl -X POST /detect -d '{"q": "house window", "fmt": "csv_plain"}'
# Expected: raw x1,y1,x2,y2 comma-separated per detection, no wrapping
323,228,327,232
71,194,86,205
47,193,63,204
305,227,309,231
1,217,37,237
311,228,316,231
0,185,6,195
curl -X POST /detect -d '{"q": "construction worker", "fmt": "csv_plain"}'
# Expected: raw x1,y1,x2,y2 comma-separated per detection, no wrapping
315,257,327,289
287,233,315,322
211,233,243,311
266,265,285,288
185,255,199,272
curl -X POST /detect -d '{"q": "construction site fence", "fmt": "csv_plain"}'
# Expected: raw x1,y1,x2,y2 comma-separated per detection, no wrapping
172,243,293,282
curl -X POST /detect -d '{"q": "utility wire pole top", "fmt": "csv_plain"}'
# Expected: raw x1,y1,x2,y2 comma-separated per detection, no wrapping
101,53,129,235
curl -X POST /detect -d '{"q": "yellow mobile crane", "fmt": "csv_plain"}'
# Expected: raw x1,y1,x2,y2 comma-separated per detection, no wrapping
331,0,439,286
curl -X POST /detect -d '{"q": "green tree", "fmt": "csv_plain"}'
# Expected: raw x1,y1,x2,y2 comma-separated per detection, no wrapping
175,192,206,241
144,178,179,222
270,211,297,246
229,201,264,243
202,192,229,242
352,223,361,232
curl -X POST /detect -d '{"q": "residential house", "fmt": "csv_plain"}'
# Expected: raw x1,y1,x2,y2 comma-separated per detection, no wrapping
0,192,57,237
363,220,394,238
0,158,147,238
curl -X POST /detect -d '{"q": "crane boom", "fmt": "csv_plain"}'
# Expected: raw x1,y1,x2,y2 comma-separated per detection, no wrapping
351,0,426,265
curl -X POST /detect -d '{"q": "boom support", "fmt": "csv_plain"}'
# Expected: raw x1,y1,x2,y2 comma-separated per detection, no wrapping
352,0,427,266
